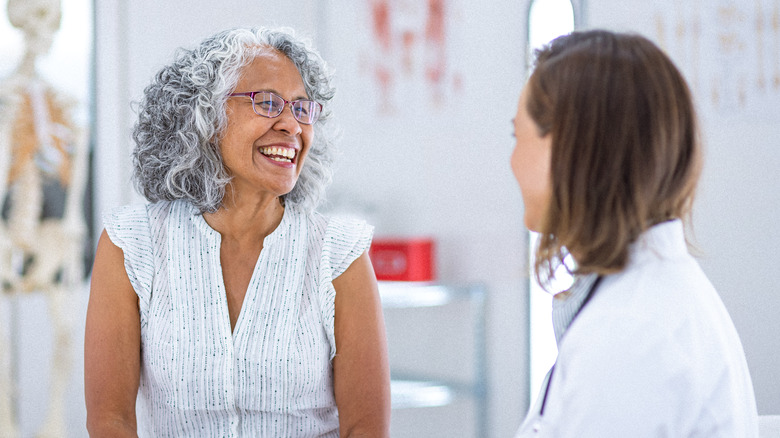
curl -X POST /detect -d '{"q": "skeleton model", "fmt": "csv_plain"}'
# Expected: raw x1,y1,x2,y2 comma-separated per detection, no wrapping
0,0,88,436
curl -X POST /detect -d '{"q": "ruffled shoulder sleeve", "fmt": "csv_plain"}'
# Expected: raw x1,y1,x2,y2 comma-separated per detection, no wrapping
102,203,155,311
316,214,374,358
321,215,374,280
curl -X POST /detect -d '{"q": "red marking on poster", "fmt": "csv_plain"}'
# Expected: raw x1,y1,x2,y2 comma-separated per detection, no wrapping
362,0,460,112
426,0,446,44
372,0,392,51
425,0,446,88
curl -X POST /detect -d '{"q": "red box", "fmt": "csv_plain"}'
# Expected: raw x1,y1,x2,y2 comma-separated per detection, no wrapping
369,238,435,282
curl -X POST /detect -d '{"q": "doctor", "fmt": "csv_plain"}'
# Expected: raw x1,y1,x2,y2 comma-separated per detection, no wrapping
511,30,758,437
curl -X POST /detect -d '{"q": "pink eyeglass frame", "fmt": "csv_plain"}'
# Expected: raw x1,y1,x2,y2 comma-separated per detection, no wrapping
228,90,322,125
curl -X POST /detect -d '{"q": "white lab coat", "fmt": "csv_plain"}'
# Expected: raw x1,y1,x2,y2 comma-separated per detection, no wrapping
516,220,758,437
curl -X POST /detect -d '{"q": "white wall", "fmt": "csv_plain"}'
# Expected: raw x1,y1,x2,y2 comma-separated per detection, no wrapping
318,2,529,436
585,0,780,414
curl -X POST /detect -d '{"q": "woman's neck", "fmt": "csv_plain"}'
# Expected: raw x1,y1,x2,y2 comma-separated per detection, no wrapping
202,194,285,244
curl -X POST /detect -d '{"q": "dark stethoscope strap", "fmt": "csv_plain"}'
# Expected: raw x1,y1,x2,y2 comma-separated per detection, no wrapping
538,275,603,417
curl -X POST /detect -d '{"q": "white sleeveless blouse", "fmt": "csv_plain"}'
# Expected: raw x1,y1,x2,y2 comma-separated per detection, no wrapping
103,200,373,437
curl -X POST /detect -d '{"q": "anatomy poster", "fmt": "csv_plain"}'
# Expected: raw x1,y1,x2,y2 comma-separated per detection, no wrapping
652,0,780,120
325,0,468,116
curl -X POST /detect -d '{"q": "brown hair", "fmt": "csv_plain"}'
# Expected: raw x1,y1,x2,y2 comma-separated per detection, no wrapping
527,30,701,284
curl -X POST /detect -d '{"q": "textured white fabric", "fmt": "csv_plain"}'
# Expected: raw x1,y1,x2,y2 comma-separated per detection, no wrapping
551,274,598,345
103,200,373,438
517,220,759,437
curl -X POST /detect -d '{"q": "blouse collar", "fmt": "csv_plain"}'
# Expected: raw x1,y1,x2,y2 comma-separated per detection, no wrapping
188,200,294,248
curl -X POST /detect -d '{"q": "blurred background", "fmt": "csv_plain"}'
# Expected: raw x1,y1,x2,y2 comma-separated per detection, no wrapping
0,0,778,436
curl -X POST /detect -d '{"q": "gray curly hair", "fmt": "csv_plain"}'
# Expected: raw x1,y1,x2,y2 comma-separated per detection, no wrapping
132,27,336,213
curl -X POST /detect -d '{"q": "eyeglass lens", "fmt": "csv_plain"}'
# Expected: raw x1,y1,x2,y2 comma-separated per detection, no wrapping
252,91,321,124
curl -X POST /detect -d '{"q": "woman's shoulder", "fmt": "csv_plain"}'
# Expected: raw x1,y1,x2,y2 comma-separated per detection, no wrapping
103,200,184,228
566,253,737,370
302,209,372,242
103,203,151,237
300,207,330,233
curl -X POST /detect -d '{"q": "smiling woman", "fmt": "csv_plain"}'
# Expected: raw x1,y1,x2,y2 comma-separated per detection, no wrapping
84,27,391,438
217,51,315,208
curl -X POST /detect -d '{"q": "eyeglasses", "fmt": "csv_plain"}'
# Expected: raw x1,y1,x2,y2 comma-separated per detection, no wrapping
228,90,322,125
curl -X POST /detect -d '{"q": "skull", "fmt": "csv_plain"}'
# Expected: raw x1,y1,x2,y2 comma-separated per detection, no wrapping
7,0,62,57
